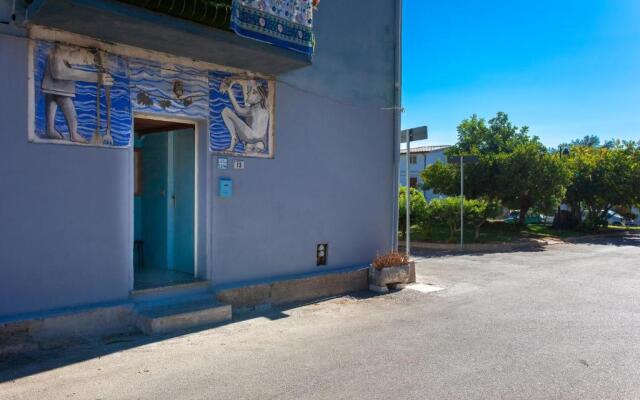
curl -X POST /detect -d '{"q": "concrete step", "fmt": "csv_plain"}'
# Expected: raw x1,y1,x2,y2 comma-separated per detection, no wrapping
130,280,211,303
134,297,232,335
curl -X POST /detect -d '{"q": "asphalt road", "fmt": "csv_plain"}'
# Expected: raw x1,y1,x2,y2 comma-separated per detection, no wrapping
2,234,640,399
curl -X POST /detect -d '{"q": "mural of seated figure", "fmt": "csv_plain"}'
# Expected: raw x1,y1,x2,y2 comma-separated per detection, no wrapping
42,44,113,143
220,78,270,153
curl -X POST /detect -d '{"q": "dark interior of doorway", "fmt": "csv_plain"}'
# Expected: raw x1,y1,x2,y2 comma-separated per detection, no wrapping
134,117,197,291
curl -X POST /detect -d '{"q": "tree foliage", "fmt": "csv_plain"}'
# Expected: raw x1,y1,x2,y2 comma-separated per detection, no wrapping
564,142,640,227
422,112,569,224
496,142,569,218
398,187,429,237
425,197,501,241
427,197,463,241
464,198,502,240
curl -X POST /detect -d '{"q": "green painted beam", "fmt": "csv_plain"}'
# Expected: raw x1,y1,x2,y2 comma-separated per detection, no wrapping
116,0,232,30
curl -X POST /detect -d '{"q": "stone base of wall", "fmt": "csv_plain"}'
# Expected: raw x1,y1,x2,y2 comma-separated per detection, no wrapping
215,267,369,312
0,303,136,357
1,267,372,356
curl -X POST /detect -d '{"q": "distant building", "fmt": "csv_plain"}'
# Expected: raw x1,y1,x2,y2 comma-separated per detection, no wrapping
399,145,451,200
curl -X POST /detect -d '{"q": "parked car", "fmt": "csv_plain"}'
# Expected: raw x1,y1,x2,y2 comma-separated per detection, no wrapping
607,210,626,226
505,211,544,225
581,210,626,226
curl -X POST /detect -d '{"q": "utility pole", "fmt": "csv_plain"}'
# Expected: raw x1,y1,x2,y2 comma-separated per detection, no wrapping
460,155,464,251
400,126,427,256
405,137,410,255
447,155,479,251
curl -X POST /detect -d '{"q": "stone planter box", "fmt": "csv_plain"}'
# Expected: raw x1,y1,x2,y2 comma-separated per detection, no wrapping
368,261,415,294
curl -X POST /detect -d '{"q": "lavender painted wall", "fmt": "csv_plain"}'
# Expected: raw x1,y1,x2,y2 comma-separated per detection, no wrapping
0,35,133,316
0,0,397,316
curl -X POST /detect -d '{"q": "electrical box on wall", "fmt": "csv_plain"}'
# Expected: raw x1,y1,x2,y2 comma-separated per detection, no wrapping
219,177,232,198
317,244,328,266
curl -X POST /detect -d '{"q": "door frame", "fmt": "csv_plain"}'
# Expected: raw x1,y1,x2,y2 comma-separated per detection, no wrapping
131,113,210,289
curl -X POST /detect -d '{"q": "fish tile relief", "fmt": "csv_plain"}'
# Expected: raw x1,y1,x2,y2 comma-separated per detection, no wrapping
130,58,209,120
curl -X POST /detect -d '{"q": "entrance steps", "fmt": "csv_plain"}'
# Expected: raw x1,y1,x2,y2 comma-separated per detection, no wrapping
131,283,232,335
134,297,231,335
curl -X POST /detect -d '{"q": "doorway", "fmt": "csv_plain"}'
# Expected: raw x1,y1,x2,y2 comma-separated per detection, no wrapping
133,117,197,290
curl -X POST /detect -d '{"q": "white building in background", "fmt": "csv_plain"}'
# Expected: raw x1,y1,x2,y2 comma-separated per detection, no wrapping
399,145,450,201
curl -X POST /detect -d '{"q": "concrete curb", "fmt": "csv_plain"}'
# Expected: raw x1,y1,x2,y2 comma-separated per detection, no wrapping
401,231,637,253
401,240,547,253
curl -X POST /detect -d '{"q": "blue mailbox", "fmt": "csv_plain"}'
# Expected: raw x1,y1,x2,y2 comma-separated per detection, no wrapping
219,177,232,198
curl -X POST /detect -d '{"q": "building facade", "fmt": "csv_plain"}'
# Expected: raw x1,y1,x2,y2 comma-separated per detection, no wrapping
0,0,401,319
399,145,450,200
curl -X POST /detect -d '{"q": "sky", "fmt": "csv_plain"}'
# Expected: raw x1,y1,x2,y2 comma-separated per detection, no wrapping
402,0,640,148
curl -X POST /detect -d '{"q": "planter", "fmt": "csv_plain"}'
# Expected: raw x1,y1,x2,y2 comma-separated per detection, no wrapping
368,262,415,294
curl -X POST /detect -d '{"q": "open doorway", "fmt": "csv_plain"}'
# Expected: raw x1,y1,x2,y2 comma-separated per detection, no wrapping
133,117,197,290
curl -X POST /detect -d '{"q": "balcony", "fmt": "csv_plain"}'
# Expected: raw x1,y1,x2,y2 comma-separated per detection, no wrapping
27,0,312,75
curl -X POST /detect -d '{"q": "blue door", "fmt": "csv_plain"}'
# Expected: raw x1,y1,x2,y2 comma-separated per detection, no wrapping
138,128,195,276
169,129,195,274
141,133,169,270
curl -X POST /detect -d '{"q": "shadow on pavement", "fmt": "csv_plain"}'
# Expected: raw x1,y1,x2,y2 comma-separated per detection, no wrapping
409,233,639,259
565,233,640,247
0,291,376,384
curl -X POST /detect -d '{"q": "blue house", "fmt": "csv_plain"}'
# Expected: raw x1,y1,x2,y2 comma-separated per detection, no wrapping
0,0,402,337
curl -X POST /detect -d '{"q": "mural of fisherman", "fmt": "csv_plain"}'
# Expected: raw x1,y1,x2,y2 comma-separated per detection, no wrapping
219,78,270,153
41,44,114,144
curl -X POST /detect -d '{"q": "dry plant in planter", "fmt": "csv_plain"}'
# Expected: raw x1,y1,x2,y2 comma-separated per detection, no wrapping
372,252,409,270
369,252,415,294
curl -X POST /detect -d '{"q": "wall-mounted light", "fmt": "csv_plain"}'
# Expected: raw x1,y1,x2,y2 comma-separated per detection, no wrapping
316,244,328,266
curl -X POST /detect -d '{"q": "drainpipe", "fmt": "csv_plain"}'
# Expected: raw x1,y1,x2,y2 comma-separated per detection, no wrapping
391,0,402,251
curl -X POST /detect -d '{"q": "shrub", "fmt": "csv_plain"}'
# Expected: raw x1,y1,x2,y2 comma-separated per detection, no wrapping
372,251,409,270
423,197,501,241
398,187,429,236
426,196,463,241
464,198,502,239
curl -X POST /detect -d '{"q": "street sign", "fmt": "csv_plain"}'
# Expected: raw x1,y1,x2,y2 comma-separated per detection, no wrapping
400,126,428,143
447,155,479,164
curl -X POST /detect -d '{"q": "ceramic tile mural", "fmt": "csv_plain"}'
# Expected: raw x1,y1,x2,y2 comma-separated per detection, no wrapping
209,71,274,156
32,41,132,147
129,58,209,120
31,39,275,158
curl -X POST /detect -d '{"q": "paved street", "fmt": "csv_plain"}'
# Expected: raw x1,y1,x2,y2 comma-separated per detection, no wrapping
1,235,640,400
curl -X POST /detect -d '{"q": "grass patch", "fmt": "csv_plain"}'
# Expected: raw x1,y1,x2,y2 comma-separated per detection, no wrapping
402,221,638,244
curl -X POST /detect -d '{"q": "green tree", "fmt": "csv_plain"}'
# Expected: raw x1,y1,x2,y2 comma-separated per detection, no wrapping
422,112,569,225
464,198,502,240
398,187,429,237
421,161,457,196
565,143,640,228
496,142,569,223
427,197,463,241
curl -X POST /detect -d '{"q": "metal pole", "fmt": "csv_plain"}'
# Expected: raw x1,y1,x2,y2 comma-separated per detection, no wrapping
405,133,411,256
460,155,464,251
391,0,402,252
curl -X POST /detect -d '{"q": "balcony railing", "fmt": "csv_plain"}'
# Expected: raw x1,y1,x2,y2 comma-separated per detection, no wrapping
26,0,311,75
117,0,232,31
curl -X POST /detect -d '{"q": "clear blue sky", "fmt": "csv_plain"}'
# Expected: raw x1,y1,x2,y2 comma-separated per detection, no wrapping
402,1,640,147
